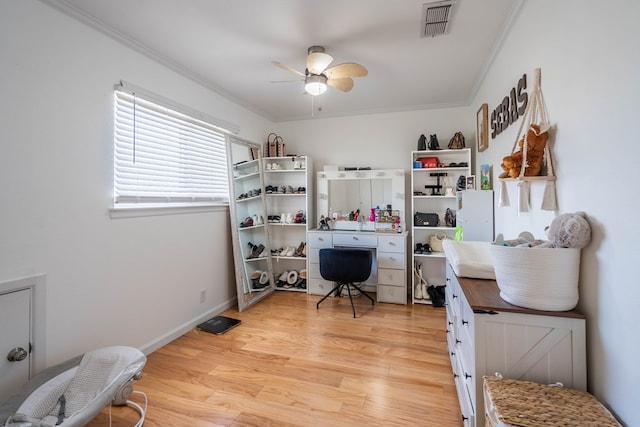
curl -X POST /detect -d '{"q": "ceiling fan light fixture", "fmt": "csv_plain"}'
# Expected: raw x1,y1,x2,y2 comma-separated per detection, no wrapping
305,74,328,96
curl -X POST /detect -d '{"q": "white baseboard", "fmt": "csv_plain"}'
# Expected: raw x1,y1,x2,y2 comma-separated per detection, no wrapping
138,297,237,355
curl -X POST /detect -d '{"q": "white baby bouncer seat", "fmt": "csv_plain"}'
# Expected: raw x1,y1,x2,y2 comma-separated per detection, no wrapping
2,346,146,427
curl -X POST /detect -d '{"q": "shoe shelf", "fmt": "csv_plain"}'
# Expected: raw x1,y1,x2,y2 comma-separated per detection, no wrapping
414,252,446,259
263,155,313,292
410,148,471,305
227,144,275,302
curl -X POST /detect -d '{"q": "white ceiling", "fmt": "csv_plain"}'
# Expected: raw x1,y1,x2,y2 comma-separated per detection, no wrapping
45,0,521,122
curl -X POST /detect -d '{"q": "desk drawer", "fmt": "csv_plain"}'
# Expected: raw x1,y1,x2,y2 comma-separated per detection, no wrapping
308,233,333,248
377,284,407,304
378,268,405,287
377,251,405,269
309,262,321,279
308,248,320,263
378,235,405,253
308,278,334,295
333,233,377,247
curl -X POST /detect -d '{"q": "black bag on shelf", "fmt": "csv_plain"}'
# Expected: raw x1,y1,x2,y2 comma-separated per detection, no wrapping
414,212,439,227
417,134,427,150
427,134,440,150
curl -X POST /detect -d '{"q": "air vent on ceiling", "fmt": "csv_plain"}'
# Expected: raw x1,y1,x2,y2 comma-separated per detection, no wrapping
421,1,456,38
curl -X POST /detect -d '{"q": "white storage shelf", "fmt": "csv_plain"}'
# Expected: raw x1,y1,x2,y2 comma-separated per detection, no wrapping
264,156,312,292
411,149,471,304
229,157,272,296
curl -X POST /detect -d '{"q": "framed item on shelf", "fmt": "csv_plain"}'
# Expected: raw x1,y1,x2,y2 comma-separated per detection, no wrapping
466,175,476,190
476,103,489,152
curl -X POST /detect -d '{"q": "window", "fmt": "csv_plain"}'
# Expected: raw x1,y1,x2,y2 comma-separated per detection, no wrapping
113,83,235,210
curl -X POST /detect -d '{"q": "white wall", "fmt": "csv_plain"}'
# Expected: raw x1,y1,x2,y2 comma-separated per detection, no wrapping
0,1,271,366
277,2,640,424
472,1,639,424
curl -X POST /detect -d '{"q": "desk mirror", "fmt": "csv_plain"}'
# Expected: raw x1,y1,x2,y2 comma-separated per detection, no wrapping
227,136,274,311
317,169,405,231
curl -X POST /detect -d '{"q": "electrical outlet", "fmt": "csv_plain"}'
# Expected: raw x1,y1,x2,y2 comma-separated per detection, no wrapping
199,288,206,303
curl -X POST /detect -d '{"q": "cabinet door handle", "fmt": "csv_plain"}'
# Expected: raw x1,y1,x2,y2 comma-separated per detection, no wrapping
318,237,324,241
465,373,472,379
452,294,458,299
456,339,461,344
462,415,468,422
462,319,468,325
353,236,358,240
448,321,453,326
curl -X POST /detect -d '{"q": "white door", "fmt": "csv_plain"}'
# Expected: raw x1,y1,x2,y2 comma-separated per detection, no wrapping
0,288,31,403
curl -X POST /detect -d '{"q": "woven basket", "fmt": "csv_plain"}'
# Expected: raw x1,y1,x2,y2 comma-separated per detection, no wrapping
489,245,580,311
483,376,621,427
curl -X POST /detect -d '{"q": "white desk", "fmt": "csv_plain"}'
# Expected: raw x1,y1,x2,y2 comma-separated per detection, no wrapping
306,230,408,304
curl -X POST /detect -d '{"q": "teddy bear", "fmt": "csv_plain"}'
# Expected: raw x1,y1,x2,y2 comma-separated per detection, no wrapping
538,211,591,248
499,123,549,179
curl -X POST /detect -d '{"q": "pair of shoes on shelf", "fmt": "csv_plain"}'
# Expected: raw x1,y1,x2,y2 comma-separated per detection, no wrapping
265,185,276,194
294,211,306,224
295,186,306,194
426,285,446,307
414,262,428,299
414,243,432,254
276,246,296,257
241,215,265,228
267,215,281,223
247,242,265,259
279,212,294,224
265,162,281,170
249,270,270,289
293,241,306,257
275,270,306,289
296,269,307,289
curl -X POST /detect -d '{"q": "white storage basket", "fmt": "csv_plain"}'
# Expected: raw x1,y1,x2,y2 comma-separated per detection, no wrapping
489,245,581,311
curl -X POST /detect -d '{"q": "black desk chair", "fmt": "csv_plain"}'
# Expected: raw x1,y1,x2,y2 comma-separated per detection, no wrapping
316,248,374,318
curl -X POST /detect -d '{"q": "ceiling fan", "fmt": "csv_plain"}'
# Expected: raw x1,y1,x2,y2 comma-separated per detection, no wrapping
272,46,368,96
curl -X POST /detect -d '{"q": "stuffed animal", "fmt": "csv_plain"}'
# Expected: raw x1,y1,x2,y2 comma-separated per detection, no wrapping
499,124,549,178
538,211,591,248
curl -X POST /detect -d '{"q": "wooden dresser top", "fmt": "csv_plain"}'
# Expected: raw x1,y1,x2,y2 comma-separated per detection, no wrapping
456,275,586,319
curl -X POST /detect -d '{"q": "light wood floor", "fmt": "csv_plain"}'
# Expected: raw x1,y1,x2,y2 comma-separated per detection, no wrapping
87,291,462,426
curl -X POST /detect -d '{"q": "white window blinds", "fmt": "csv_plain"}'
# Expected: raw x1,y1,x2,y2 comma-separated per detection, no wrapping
113,87,230,206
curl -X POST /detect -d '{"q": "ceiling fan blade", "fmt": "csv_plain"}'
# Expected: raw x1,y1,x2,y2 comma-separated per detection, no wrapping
327,77,354,92
307,52,333,75
324,62,368,79
272,61,305,77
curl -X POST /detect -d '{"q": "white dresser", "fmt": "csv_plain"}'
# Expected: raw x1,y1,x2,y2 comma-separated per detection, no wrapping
307,230,408,304
445,261,587,427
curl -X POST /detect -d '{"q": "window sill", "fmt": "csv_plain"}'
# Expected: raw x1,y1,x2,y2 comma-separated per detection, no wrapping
109,203,228,219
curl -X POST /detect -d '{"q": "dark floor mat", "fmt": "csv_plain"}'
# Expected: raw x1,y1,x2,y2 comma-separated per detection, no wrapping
197,316,241,334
